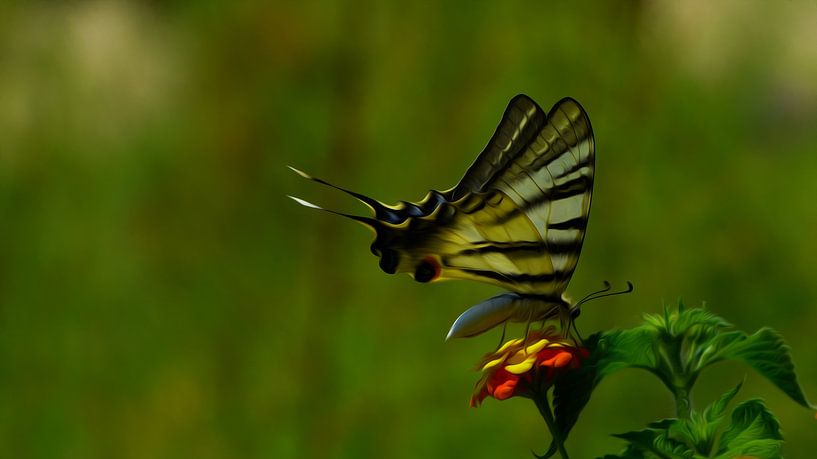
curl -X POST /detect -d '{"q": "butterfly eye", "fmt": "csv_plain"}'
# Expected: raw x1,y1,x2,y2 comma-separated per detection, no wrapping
378,249,400,274
414,256,441,283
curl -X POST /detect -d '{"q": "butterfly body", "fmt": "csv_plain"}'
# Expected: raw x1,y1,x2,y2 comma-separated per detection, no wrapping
290,95,595,338
371,190,571,293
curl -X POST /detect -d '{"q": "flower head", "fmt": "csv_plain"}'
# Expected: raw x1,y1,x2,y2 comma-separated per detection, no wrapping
470,331,589,407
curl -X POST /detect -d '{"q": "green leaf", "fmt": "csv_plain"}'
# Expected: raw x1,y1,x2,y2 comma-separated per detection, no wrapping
661,379,780,457
595,328,659,376
595,304,814,413
642,304,730,340
704,380,742,423
591,305,739,397
604,388,785,459
611,429,662,451
666,416,702,453
705,328,815,409
713,439,783,459
667,382,743,455
651,434,695,459
608,422,694,459
717,399,783,452
711,399,784,459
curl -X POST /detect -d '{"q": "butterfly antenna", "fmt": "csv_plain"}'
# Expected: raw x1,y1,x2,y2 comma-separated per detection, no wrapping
576,281,634,308
574,281,612,306
568,281,633,336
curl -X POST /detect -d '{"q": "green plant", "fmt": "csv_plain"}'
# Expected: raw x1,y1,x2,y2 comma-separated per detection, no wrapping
472,303,814,458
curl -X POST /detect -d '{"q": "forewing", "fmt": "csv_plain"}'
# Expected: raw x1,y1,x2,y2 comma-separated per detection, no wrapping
496,98,594,291
445,97,595,294
450,95,547,200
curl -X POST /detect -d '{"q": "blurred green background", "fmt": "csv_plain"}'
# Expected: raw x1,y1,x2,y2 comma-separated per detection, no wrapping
1,1,816,458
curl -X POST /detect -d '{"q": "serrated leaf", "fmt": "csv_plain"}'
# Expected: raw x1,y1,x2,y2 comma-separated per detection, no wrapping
610,424,694,459
668,409,728,456
705,328,814,409
717,399,782,456
611,429,661,449
704,381,743,423
666,418,698,452
595,328,659,376
652,436,695,458
642,306,730,340
663,382,744,455
713,439,783,459
670,308,731,338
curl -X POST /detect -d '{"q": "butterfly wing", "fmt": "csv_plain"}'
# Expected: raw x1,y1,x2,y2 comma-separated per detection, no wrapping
450,95,549,200
436,96,594,296
289,95,594,297
289,95,594,338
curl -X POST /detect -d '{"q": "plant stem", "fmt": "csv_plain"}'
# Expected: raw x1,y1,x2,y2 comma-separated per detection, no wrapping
661,334,693,419
533,395,570,459
673,385,691,419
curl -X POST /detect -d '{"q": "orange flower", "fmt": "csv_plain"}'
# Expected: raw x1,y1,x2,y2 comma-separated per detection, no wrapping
470,331,589,407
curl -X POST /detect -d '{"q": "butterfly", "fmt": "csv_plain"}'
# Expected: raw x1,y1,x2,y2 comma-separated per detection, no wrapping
290,95,619,340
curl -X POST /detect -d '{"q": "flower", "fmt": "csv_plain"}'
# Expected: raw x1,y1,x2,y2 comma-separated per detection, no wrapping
470,331,589,407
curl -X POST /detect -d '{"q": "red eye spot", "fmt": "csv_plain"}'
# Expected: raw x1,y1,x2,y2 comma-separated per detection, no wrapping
422,256,441,281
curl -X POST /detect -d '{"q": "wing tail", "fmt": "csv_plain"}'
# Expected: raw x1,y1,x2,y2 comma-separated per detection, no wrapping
287,195,381,231
288,166,405,224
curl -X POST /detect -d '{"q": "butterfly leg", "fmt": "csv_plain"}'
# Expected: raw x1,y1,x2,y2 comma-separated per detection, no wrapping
558,309,569,336
495,321,508,350
522,307,535,355
567,306,584,344
570,319,585,344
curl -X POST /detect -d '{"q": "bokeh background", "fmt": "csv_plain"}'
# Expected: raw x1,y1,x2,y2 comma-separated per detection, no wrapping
1,1,816,457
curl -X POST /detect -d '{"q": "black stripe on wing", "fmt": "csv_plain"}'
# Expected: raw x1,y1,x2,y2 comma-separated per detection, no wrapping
455,268,573,284
494,174,593,225
450,96,593,200
491,98,594,205
546,216,588,231
450,95,546,200
452,239,583,257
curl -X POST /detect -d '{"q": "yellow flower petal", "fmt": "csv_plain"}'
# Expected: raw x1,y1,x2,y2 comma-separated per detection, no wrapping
506,338,548,365
496,338,524,355
481,357,506,371
523,338,550,355
505,354,538,374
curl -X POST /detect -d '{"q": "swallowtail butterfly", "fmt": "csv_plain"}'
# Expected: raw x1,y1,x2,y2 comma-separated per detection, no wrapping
290,95,606,339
